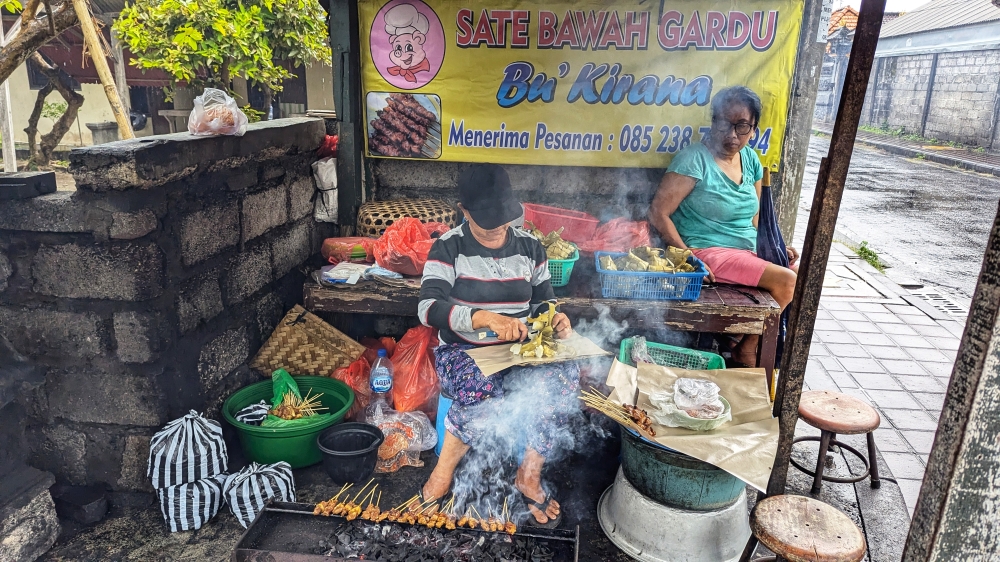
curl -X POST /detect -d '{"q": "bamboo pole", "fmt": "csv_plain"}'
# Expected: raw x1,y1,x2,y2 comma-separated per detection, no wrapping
70,0,133,139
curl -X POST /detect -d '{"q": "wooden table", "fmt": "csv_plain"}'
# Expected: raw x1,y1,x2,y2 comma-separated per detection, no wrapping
303,262,782,381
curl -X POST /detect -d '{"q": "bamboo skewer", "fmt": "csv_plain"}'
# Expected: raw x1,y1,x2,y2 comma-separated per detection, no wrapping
351,479,375,503
579,387,655,437
392,495,419,511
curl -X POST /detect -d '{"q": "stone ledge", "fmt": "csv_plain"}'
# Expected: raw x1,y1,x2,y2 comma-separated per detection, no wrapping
70,118,326,192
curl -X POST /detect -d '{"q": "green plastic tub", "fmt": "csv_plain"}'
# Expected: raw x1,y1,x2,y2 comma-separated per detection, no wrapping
222,376,354,468
618,336,726,371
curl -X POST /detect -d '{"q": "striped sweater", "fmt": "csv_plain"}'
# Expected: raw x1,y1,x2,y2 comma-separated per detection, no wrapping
418,223,555,345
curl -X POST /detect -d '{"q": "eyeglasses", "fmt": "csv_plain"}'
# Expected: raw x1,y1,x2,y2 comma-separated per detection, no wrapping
713,119,755,137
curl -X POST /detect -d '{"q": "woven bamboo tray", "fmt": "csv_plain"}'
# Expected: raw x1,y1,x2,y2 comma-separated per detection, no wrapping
356,199,458,238
251,305,366,376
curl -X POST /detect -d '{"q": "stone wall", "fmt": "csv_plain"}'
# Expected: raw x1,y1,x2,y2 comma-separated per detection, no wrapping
849,49,1000,148
0,118,328,497
371,159,662,222
922,50,1000,147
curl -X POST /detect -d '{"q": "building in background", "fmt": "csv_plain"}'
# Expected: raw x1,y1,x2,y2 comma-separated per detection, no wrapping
816,0,1000,150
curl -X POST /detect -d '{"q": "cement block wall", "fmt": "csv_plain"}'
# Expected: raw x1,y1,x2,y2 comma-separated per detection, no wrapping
0,118,328,496
834,48,1000,149
922,51,1000,147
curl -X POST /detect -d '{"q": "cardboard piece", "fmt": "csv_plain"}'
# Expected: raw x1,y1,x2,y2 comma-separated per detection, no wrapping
465,333,611,377
605,359,779,491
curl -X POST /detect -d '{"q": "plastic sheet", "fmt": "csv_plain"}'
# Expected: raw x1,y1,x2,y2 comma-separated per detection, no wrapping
372,218,450,276
187,88,248,136
391,325,439,418
312,157,338,223
576,219,651,253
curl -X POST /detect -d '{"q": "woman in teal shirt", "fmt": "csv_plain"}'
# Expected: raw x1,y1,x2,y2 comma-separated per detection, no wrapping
649,86,797,367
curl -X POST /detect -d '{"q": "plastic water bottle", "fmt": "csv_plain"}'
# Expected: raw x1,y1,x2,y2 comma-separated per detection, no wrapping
366,349,394,420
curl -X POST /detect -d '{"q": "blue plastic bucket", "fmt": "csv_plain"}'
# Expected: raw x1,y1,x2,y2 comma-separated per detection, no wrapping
434,392,453,456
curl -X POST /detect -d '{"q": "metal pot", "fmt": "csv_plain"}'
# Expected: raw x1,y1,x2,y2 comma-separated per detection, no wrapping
620,429,745,511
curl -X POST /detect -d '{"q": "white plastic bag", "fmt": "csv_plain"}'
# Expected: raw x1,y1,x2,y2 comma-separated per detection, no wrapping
188,88,248,137
649,378,732,431
312,157,338,223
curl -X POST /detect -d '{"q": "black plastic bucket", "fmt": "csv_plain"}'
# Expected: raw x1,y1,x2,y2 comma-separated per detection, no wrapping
317,423,384,485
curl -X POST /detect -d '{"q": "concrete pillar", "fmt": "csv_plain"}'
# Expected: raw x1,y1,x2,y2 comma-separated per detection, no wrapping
903,200,1000,560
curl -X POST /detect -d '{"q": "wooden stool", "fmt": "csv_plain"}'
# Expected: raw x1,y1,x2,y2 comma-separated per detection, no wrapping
748,495,866,562
790,390,881,494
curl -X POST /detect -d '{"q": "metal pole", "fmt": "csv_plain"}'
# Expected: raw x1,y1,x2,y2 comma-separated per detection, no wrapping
767,0,887,497
0,18,17,172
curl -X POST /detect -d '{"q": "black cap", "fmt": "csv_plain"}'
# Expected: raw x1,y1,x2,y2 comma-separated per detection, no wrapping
457,164,522,230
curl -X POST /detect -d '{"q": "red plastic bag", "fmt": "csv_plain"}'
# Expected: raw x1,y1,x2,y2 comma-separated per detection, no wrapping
317,135,339,158
321,237,377,264
577,219,651,253
372,218,450,276
331,356,371,421
391,326,440,420
360,336,397,365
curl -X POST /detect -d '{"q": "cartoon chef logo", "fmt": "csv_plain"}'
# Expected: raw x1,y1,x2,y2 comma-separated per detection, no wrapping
370,0,444,90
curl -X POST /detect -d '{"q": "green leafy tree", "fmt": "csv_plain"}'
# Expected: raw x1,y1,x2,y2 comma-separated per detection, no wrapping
113,0,330,108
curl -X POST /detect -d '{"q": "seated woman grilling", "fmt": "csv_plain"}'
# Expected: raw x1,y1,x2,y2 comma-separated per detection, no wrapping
417,163,578,528
649,86,798,367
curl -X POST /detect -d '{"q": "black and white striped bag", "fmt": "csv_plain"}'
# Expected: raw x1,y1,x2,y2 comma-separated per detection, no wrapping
157,474,227,532
148,410,228,489
235,401,270,426
223,462,296,528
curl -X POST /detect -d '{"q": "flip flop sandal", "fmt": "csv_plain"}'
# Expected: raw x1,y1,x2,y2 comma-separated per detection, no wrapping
521,491,563,529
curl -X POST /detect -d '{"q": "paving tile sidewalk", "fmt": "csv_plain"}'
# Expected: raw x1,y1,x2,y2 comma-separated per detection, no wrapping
791,207,963,517
813,122,1000,178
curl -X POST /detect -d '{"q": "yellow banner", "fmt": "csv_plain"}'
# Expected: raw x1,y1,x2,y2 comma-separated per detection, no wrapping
359,0,802,168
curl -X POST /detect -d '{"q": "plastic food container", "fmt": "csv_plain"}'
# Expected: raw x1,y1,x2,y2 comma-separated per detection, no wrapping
618,337,725,370
317,423,385,484
222,376,354,468
595,252,707,301
548,249,580,288
523,203,599,244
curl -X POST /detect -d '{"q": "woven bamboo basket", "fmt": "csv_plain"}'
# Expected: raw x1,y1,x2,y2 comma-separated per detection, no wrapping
356,199,459,238
250,305,366,376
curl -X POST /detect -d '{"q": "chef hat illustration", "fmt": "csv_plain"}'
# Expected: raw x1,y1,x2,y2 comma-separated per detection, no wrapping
384,3,430,37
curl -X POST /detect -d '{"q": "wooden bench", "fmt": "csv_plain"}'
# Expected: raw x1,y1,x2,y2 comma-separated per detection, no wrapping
302,260,782,380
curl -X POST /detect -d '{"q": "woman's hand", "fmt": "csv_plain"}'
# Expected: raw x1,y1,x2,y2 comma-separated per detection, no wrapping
786,246,799,266
552,312,572,339
473,310,529,342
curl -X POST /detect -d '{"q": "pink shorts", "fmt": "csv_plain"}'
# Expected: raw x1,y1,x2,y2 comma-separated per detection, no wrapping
692,247,769,287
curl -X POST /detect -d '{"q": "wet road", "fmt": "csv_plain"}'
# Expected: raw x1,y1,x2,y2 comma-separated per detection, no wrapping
799,135,1000,304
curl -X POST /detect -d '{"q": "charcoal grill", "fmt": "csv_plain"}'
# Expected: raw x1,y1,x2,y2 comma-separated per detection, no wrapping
231,502,579,562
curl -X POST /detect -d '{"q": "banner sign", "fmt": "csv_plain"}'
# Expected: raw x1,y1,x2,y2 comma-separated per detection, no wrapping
359,0,803,168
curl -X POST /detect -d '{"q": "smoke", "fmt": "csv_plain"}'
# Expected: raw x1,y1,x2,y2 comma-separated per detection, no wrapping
444,306,630,524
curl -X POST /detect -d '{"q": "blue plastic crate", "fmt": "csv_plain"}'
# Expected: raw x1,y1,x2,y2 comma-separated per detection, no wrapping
595,252,707,301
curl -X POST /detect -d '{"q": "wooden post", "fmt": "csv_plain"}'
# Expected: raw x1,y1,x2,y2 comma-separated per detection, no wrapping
330,0,365,234
766,0,886,497
71,0,133,139
903,201,1000,560
0,19,17,172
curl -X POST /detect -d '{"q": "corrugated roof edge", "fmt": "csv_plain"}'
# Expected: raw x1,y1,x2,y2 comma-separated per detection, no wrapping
880,0,1000,38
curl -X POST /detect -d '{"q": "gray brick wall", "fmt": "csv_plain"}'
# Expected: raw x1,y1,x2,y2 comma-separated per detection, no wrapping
857,49,1000,148
923,50,1000,146
0,118,333,494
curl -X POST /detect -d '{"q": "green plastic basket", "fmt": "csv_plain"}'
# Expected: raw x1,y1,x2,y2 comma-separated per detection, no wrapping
618,337,726,370
222,376,354,468
548,249,579,288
